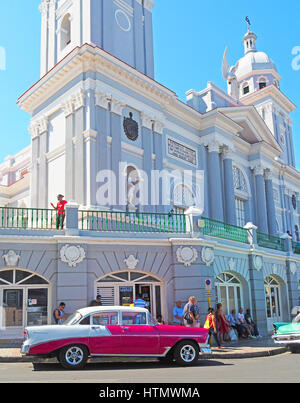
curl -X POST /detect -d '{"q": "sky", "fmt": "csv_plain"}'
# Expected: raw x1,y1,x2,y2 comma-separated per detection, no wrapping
0,0,299,168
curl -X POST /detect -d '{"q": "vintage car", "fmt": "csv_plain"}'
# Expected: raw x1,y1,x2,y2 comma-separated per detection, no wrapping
272,321,300,353
21,306,211,369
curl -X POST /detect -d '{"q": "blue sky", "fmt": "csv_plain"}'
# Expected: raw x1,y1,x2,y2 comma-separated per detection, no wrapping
0,0,299,168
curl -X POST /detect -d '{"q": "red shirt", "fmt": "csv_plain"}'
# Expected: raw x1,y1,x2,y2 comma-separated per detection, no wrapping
57,200,68,215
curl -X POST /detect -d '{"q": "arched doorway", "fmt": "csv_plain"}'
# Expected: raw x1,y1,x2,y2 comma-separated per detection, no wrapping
215,272,243,316
264,275,282,332
0,269,50,338
95,271,164,320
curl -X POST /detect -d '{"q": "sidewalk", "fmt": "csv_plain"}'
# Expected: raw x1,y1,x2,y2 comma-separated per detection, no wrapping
0,337,288,363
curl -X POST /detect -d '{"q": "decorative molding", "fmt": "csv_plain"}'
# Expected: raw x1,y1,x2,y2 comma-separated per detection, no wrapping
253,255,263,271
141,112,153,130
73,89,85,111
62,98,74,117
201,247,215,267
95,89,110,110
2,250,20,267
153,120,164,135
253,165,265,177
222,147,235,160
110,97,125,116
176,246,198,267
207,141,221,154
124,255,139,270
60,245,86,268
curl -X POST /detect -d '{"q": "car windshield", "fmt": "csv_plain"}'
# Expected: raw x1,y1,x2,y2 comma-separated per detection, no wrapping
64,312,82,326
148,312,158,326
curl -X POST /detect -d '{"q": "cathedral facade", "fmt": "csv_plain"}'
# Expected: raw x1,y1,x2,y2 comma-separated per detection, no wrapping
0,0,300,339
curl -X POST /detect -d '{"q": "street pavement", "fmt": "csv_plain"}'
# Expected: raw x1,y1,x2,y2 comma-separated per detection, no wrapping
0,352,299,383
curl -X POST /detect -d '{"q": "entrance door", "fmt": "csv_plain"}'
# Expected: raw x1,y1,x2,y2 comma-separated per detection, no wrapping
2,289,23,328
265,276,282,332
27,289,48,326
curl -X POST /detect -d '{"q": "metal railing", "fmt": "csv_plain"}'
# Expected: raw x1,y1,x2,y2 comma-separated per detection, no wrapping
201,217,249,244
257,232,285,252
0,207,61,230
292,241,300,255
79,210,187,233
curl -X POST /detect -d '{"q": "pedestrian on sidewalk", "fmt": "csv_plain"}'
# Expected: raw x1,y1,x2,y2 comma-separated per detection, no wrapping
183,296,197,327
216,303,230,344
53,302,68,325
204,308,222,349
173,301,184,325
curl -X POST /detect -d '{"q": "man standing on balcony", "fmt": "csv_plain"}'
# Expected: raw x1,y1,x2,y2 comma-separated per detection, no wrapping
51,194,68,229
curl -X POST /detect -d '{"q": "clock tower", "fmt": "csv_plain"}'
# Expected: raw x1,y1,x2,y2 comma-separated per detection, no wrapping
39,0,155,78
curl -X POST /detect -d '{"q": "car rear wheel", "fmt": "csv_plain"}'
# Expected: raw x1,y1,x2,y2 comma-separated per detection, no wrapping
58,345,89,370
173,341,199,366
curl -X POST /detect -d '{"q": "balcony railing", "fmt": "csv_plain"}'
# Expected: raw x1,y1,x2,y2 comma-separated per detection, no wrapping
257,232,285,252
201,217,249,244
79,210,187,233
292,241,300,255
0,207,61,230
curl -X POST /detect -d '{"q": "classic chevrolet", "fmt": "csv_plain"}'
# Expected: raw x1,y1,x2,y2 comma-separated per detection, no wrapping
272,321,300,353
21,306,211,369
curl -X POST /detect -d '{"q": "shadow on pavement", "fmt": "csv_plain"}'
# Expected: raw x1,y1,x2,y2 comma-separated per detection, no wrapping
32,359,233,372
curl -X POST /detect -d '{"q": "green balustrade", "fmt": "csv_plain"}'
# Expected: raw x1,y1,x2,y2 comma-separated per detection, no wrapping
257,232,285,252
78,210,186,233
292,241,300,255
0,207,61,230
201,217,249,244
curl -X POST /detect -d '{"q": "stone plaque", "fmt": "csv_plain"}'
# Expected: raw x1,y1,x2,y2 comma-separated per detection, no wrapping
167,138,197,166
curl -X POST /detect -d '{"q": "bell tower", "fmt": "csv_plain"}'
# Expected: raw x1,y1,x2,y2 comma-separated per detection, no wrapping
39,0,155,78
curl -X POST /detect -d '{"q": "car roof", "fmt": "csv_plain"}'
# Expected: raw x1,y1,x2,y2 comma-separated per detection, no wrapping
77,306,149,316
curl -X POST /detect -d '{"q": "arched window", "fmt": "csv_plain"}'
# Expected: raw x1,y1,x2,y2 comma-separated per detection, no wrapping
215,273,243,316
264,276,282,324
60,14,71,50
259,77,267,90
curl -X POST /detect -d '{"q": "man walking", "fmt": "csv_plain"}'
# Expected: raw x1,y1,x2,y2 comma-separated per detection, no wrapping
183,296,197,327
51,194,68,229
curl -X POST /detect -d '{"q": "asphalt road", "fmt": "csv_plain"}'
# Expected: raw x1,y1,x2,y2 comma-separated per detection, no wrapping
0,353,299,383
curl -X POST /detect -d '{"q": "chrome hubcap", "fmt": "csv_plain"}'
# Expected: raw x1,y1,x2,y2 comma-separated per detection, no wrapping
180,345,196,363
65,347,84,365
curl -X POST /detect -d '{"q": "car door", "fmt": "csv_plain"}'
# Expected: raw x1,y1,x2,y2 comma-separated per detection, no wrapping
120,311,160,355
89,311,122,355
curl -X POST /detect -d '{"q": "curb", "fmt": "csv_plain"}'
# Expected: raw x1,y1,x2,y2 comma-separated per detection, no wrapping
0,347,289,363
206,346,288,360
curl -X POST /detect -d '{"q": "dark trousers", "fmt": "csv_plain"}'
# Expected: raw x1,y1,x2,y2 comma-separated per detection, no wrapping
208,328,221,347
232,324,247,338
56,214,65,229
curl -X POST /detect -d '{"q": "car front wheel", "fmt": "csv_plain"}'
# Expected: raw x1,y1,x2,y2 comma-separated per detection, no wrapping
173,341,199,366
58,345,89,370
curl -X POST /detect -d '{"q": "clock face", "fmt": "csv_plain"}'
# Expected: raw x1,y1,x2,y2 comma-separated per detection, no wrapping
115,9,131,32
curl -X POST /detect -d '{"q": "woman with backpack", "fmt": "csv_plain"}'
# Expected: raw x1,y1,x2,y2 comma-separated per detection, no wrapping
204,307,222,349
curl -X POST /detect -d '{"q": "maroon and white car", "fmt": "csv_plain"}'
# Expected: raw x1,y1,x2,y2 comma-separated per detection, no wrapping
21,306,211,369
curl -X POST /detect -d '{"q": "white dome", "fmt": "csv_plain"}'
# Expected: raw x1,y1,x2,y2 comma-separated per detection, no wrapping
234,51,277,80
